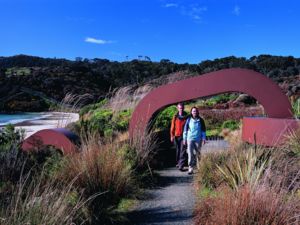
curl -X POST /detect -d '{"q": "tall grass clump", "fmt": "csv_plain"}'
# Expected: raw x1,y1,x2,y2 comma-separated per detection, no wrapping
107,85,153,113
283,129,300,157
0,127,93,225
0,172,89,225
216,147,272,190
129,129,158,175
56,93,92,128
56,135,137,224
195,184,300,225
196,151,231,190
194,128,300,225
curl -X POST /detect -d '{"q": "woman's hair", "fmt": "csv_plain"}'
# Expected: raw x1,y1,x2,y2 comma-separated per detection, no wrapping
190,106,199,118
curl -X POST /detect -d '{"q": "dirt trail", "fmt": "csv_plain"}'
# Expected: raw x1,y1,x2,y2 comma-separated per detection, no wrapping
127,140,229,225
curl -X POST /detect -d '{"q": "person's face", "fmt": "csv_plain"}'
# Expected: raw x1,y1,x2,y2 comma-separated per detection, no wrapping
191,108,198,117
177,104,184,113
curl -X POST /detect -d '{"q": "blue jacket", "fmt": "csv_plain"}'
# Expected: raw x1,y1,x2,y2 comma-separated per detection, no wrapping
183,116,206,142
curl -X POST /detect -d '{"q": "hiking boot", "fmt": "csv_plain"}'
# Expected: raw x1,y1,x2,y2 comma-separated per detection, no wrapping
179,167,185,172
188,167,193,175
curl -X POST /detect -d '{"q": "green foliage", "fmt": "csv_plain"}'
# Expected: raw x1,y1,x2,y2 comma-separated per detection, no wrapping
221,120,240,131
216,148,272,190
117,198,137,212
197,151,231,189
79,98,108,117
206,129,220,137
118,143,138,170
87,108,113,135
284,129,300,157
28,146,64,178
292,98,300,117
81,108,132,137
112,109,132,131
0,124,24,152
198,187,219,199
199,94,237,107
154,105,177,129
1,55,300,113
5,67,31,76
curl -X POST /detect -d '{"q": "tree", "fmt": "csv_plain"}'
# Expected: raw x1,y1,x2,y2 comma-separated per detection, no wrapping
75,57,83,62
144,56,151,61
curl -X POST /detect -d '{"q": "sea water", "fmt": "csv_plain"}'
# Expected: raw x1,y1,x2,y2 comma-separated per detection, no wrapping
0,113,47,126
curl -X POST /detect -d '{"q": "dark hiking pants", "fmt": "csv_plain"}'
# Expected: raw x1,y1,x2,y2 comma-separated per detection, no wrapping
174,136,186,168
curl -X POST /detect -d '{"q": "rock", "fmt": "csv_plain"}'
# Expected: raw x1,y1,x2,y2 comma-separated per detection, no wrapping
233,94,256,105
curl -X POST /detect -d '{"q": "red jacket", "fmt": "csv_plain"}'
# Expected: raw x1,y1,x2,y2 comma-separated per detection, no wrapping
170,112,187,138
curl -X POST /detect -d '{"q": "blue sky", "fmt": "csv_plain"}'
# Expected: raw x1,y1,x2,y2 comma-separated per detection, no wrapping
0,0,299,63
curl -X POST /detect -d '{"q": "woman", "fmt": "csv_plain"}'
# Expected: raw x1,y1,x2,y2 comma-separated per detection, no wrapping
183,106,206,175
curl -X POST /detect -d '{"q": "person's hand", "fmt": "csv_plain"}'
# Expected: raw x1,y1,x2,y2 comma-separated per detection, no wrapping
202,139,206,145
170,137,174,142
183,140,186,146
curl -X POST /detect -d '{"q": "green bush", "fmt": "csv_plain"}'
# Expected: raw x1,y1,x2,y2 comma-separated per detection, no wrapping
201,94,237,107
154,105,178,130
88,109,113,135
0,124,24,152
79,98,108,117
82,108,132,137
221,120,239,131
112,109,132,131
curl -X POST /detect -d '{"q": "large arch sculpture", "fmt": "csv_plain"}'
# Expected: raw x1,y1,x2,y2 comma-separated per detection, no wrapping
129,68,298,146
22,128,80,154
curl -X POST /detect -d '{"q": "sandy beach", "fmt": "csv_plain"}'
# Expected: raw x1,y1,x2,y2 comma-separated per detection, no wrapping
10,112,79,138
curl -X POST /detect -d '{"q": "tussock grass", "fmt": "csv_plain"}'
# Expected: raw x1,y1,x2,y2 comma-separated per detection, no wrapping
0,170,94,225
107,85,153,113
56,92,92,128
58,136,134,197
195,184,300,225
216,147,272,190
53,129,158,224
194,128,300,225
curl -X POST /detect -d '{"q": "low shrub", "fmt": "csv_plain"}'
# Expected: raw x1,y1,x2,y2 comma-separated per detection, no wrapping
79,98,108,117
153,105,177,130
0,124,24,152
80,108,132,138
221,120,240,131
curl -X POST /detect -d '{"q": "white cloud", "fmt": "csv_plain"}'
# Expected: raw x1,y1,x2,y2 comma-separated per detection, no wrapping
193,15,201,20
164,3,178,8
85,37,114,44
162,2,207,23
233,5,240,16
181,5,207,22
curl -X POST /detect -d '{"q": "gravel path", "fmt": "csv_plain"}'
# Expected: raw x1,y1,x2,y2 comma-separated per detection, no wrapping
128,167,195,225
127,140,229,225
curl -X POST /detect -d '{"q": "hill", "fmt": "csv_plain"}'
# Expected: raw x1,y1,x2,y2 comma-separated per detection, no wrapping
0,54,299,112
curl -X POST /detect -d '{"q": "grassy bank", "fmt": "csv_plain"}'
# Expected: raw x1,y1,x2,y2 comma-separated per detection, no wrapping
0,121,157,224
194,130,300,225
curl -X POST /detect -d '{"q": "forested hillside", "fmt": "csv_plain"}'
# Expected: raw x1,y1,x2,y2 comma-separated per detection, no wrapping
0,54,299,112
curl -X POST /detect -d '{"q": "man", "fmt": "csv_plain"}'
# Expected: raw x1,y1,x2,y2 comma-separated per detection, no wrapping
170,102,188,171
